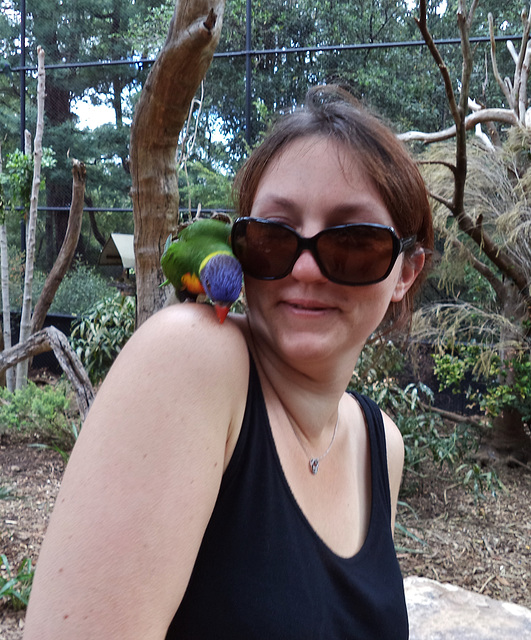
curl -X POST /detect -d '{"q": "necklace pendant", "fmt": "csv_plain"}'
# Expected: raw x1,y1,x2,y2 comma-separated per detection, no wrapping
309,458,320,475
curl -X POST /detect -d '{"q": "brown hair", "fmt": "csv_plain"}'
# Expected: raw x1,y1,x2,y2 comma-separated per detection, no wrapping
234,85,433,331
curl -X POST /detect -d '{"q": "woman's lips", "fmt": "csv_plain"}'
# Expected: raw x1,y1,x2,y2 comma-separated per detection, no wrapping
281,298,336,313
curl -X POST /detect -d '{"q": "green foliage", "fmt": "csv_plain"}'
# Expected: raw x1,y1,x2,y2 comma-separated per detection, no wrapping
0,382,76,449
178,159,233,213
5,254,113,315
433,343,531,423
456,462,508,502
350,341,472,473
0,485,16,500
30,422,80,463
33,263,114,316
0,555,34,610
349,340,504,500
70,294,136,384
0,150,32,216
0,148,56,219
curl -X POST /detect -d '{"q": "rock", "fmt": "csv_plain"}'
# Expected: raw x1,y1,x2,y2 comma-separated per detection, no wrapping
405,577,531,640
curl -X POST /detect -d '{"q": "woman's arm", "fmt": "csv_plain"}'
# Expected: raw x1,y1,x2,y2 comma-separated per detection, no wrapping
23,304,249,639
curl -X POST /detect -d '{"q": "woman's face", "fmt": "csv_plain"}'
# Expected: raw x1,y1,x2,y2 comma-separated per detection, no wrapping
244,135,421,372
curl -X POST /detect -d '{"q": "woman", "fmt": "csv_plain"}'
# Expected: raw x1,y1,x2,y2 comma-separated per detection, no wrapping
23,86,433,639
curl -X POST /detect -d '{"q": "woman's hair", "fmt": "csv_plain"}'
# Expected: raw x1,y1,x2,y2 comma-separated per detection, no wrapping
233,85,433,332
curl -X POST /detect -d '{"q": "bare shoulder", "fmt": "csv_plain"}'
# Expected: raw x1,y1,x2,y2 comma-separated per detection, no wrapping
381,411,405,465
114,302,249,385
87,303,250,457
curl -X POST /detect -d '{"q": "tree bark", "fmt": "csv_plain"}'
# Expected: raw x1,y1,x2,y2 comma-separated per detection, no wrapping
130,0,225,326
16,46,45,389
31,159,86,334
0,326,95,421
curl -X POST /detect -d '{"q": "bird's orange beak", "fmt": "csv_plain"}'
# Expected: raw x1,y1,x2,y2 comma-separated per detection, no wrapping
215,305,230,324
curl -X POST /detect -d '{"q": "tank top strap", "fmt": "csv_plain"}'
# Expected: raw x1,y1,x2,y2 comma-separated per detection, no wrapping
350,391,392,516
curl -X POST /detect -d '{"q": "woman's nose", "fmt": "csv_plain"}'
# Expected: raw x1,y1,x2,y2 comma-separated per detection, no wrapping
290,249,328,283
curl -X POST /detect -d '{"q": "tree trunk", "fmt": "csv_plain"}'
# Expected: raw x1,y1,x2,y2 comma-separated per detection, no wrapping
16,47,45,389
44,71,73,265
0,222,14,391
130,0,225,326
490,409,531,464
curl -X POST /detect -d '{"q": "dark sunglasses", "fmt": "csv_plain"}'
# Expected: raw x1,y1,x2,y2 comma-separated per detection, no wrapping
231,217,417,286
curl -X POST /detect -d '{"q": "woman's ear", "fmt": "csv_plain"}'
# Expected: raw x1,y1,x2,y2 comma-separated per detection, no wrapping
391,249,426,303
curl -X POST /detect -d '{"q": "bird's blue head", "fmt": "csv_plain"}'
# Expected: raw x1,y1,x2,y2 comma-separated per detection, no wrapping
200,253,243,322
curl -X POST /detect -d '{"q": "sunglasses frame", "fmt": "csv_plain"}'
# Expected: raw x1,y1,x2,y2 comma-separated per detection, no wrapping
231,217,417,286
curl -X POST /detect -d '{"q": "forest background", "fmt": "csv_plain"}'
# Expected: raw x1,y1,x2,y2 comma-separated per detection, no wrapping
0,0,523,270
0,0,530,458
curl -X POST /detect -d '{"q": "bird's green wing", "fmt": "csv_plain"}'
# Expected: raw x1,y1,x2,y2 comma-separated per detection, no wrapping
178,218,231,247
161,238,205,296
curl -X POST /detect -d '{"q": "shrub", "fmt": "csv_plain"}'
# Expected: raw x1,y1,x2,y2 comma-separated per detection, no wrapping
0,381,76,449
349,340,490,495
32,262,114,316
6,252,114,317
433,342,531,424
70,294,136,384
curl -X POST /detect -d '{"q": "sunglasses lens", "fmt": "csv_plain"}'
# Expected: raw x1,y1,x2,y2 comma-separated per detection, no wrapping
316,226,395,284
232,218,401,285
232,219,299,279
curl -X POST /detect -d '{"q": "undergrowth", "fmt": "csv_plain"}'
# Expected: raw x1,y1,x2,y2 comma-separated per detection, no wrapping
0,555,34,610
0,380,77,450
350,339,505,502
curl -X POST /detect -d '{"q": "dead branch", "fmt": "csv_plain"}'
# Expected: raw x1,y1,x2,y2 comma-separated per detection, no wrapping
415,0,460,125
489,7,531,124
419,398,484,430
398,108,518,143
31,159,86,334
0,326,94,420
428,189,454,211
450,237,507,303
412,2,531,311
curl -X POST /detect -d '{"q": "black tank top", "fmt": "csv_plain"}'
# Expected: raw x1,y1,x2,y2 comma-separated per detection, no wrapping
166,357,408,639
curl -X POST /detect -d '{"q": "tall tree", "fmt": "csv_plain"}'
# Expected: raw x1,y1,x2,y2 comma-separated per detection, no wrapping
19,0,166,267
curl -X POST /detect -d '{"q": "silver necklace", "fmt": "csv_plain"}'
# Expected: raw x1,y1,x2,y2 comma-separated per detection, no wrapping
289,410,340,475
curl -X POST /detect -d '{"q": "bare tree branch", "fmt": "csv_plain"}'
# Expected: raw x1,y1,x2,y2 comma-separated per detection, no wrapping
419,398,484,429
489,14,515,108
450,236,507,303
16,46,45,389
412,3,531,311
31,159,86,334
428,190,455,211
415,0,460,125
398,109,518,143
0,327,94,420
420,159,458,176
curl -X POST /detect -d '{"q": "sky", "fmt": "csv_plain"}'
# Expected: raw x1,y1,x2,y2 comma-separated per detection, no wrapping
72,97,118,129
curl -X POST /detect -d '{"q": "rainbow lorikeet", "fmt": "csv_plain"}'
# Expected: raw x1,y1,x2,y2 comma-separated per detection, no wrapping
161,217,243,324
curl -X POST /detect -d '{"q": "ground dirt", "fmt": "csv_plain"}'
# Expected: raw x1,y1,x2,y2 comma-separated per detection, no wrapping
1,433,530,639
